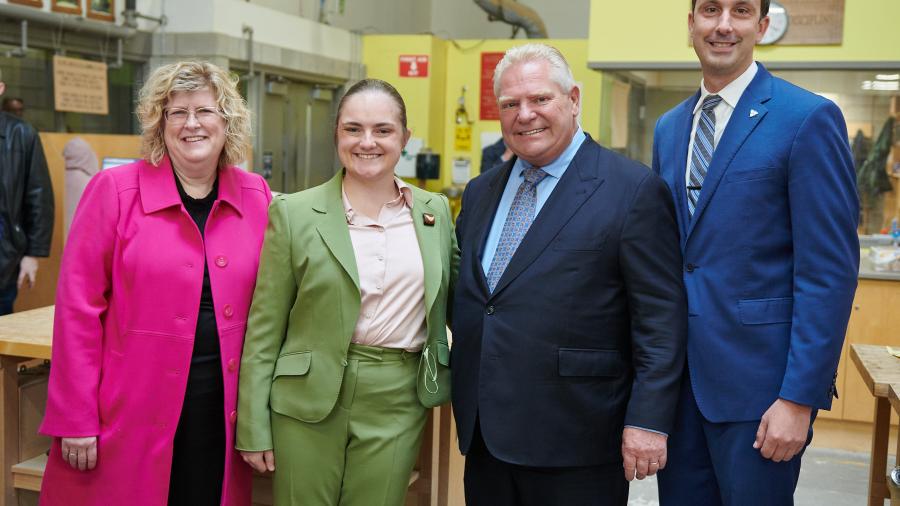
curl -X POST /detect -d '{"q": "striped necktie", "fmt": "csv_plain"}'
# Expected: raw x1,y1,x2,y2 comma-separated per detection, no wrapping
688,94,723,216
486,166,548,292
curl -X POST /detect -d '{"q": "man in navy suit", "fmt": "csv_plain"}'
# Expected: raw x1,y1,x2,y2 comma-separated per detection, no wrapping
654,1,859,504
451,43,687,505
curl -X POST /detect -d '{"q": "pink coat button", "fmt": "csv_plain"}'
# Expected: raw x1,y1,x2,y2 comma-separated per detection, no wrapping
223,304,234,318
215,255,228,267
227,358,237,372
230,410,237,423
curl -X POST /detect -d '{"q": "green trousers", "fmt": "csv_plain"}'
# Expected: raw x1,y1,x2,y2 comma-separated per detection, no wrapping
271,344,428,506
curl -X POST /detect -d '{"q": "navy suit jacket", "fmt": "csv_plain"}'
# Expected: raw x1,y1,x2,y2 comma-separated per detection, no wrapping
451,134,687,467
651,64,859,423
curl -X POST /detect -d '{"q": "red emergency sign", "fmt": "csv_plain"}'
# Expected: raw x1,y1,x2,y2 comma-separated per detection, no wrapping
399,55,429,78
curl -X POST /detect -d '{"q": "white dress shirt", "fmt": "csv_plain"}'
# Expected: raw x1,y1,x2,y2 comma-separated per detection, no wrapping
684,62,759,198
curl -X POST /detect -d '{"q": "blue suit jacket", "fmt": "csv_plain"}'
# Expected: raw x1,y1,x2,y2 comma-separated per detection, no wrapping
451,135,687,467
651,64,859,422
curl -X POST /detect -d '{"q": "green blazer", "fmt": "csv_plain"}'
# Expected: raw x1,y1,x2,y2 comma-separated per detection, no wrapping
236,172,458,452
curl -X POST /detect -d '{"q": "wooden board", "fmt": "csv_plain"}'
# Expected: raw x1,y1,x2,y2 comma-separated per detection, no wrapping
11,454,46,492
777,0,845,45
0,307,52,360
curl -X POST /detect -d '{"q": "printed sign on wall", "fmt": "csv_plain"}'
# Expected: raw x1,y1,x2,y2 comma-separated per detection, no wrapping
53,55,109,115
399,55,429,78
480,52,505,121
776,0,845,45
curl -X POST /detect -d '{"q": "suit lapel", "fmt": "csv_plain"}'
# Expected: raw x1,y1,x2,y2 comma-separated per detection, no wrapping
313,172,360,290
490,138,605,297
411,189,441,316
673,92,699,241
468,161,514,297
687,66,773,240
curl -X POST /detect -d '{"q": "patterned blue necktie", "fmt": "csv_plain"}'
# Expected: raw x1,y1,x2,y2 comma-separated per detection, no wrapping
688,94,723,216
486,166,548,292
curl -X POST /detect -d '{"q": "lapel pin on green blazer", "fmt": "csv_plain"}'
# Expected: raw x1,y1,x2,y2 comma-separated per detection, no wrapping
423,212,436,226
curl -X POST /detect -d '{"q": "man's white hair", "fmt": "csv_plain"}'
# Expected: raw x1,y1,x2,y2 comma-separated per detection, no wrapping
493,43,576,98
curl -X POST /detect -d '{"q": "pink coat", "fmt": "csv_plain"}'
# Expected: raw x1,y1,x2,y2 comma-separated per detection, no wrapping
39,157,271,505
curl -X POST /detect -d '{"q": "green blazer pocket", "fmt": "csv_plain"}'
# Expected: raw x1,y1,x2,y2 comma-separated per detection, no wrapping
270,351,327,423
273,351,312,378
418,341,451,408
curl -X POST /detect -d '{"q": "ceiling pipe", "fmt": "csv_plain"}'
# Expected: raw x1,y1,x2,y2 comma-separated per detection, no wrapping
5,20,28,58
472,0,548,39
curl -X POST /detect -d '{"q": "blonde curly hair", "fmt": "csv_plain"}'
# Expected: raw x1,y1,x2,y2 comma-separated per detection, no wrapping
136,61,251,168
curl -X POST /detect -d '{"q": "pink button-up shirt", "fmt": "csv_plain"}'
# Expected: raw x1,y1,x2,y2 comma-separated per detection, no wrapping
343,178,426,351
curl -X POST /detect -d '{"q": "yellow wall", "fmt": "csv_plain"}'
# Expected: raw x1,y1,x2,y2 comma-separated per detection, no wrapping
363,35,444,154
363,36,604,191
588,0,900,66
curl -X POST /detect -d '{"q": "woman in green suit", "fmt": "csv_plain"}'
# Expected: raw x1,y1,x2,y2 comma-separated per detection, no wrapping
236,79,458,506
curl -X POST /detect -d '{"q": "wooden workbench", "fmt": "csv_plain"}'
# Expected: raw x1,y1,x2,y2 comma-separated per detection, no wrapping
0,306,454,506
0,306,53,506
850,343,900,506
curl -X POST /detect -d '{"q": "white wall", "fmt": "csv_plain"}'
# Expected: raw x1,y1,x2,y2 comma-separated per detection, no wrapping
241,0,589,39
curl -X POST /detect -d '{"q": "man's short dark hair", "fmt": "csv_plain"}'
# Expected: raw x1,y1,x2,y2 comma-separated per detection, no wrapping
691,0,771,18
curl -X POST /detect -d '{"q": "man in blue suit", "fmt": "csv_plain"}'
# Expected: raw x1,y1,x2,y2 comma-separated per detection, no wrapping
452,43,687,505
654,1,859,504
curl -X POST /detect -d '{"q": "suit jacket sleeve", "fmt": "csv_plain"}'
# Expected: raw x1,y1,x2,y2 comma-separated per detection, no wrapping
780,101,859,409
619,172,687,434
23,128,54,257
237,196,297,451
443,194,460,326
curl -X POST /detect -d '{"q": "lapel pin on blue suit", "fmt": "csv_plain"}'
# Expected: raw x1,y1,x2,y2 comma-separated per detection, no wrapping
423,213,435,226
749,109,759,118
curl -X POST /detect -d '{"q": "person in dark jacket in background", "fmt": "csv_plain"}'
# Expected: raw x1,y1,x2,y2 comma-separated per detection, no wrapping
480,137,511,173
2,97,25,118
0,68,54,314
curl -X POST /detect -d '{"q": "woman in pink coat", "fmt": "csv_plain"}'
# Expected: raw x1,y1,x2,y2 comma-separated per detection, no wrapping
39,61,271,506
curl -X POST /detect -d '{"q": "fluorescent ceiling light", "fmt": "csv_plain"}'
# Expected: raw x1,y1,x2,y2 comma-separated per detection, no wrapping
875,74,900,81
861,80,900,91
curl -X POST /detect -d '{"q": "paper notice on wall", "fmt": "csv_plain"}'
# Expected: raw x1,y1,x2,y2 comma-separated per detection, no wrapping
53,55,109,115
452,157,471,185
395,138,423,178
454,125,472,151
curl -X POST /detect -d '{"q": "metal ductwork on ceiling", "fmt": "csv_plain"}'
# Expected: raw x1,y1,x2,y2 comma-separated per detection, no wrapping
473,0,548,39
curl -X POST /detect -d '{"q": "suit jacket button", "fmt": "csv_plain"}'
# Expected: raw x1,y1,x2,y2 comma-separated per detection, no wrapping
223,304,234,318
486,305,495,315
230,410,237,423
685,263,696,273
227,358,237,372
215,255,228,268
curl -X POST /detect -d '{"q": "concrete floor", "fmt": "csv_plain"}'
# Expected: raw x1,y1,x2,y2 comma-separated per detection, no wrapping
627,447,876,506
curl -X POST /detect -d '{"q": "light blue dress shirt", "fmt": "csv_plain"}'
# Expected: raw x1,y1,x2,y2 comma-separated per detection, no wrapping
481,127,586,275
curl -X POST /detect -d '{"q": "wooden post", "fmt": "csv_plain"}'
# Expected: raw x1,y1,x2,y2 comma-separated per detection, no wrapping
871,397,891,506
0,356,23,505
